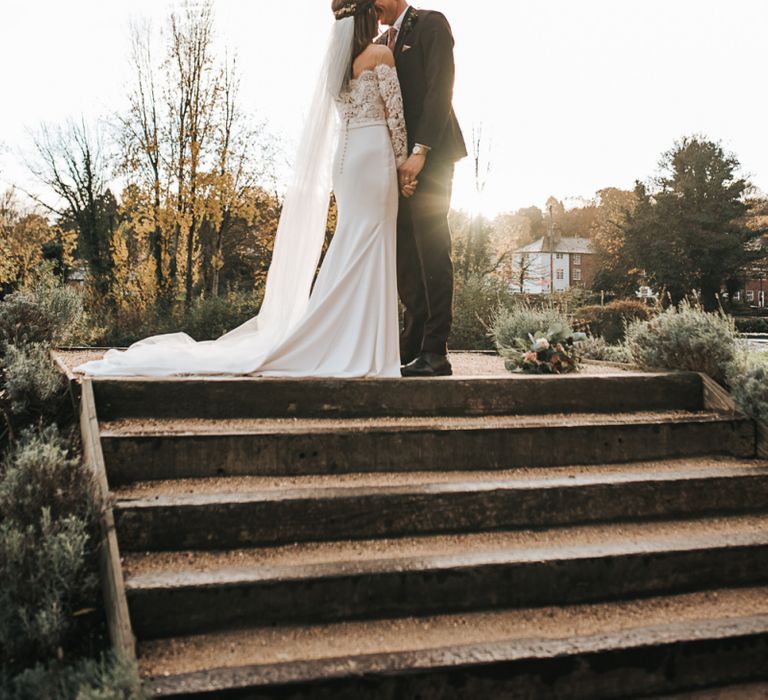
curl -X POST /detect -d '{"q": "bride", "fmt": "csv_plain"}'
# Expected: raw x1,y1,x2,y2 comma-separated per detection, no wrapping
74,0,411,378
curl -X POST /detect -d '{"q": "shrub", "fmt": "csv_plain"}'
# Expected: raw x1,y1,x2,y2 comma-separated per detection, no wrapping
0,294,59,355
0,423,93,526
92,289,265,347
25,274,88,347
573,300,651,343
0,653,145,700
492,302,572,353
576,335,632,364
450,274,514,351
0,424,98,670
2,342,67,416
0,279,87,354
510,289,599,314
0,273,129,695
184,290,264,341
0,513,93,667
726,352,768,423
625,301,737,382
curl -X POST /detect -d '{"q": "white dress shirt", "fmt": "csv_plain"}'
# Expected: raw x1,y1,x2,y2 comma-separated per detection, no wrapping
392,4,411,32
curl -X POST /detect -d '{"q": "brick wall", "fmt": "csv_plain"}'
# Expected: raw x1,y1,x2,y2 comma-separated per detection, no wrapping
743,278,767,307
570,253,598,290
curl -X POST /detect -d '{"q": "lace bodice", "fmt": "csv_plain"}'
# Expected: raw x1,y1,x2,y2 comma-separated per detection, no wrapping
336,63,408,167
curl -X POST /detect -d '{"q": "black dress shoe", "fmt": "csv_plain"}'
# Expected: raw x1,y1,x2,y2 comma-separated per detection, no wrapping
401,352,453,377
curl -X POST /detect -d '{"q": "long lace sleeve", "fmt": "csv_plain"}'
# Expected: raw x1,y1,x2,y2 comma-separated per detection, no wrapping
375,63,408,167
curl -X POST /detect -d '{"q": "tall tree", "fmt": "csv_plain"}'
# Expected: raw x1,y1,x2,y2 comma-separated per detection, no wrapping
589,187,640,296
622,136,764,308
0,189,75,290
27,119,115,298
452,124,495,282
165,1,221,307
509,252,536,293
120,19,168,299
203,51,276,297
120,2,276,307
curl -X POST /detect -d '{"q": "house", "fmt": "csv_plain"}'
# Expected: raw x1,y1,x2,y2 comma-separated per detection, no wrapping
732,276,767,308
730,251,768,308
512,232,597,294
65,264,87,288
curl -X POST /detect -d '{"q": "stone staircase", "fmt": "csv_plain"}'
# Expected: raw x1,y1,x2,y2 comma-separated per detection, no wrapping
86,371,768,698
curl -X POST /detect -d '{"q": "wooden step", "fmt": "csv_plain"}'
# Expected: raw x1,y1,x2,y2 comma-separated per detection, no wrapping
113,458,768,550
92,371,703,420
123,515,768,638
100,411,756,485
139,586,768,699
641,681,768,698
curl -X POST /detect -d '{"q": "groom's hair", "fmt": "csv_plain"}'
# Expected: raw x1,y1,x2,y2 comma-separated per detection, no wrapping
332,0,379,62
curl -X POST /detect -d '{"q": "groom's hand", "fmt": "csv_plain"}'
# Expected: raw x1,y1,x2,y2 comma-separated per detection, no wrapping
401,180,418,198
399,154,426,189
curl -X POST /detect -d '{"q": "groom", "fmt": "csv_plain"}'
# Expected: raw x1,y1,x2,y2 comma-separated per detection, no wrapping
374,0,467,377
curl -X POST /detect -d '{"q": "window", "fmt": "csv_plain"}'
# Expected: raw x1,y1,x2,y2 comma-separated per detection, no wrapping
573,255,582,266
760,291,766,307
747,290,755,301
573,269,582,281
733,291,741,301
556,269,564,280
555,253,564,260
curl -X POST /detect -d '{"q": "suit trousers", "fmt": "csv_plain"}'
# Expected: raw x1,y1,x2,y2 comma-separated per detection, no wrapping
397,157,455,360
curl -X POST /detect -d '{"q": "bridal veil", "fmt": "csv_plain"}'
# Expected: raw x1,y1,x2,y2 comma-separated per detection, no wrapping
74,17,355,376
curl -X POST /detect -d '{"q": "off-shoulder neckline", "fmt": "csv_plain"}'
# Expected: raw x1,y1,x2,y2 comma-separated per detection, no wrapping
350,63,396,83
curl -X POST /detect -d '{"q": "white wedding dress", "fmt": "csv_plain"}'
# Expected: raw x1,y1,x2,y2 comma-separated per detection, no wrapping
73,61,408,379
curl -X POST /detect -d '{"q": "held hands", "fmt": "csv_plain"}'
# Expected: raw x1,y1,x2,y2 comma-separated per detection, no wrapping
398,153,426,198
400,180,418,198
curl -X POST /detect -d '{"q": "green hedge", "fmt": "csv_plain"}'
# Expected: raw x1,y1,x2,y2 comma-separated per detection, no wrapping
573,300,651,343
734,317,768,334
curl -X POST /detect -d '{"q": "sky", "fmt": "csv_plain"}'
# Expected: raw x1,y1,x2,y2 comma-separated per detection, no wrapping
1,0,766,217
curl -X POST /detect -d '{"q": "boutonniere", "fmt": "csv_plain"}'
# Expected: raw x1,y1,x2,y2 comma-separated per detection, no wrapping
401,8,419,37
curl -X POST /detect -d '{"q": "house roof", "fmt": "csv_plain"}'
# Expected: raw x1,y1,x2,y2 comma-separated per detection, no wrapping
516,236,595,255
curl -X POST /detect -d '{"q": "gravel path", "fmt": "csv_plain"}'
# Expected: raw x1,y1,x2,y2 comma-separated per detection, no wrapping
54,348,639,379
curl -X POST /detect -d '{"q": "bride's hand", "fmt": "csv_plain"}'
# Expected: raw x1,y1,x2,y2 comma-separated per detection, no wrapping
398,154,426,188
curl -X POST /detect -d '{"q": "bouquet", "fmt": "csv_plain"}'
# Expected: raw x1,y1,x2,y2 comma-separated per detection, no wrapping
502,321,586,374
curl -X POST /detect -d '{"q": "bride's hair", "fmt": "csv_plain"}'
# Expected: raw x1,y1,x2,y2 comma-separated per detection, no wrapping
332,0,379,63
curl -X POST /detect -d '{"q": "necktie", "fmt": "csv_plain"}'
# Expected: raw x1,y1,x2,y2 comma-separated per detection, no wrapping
387,26,398,51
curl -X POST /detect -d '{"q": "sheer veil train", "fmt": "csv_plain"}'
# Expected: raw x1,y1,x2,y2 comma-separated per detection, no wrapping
74,17,357,377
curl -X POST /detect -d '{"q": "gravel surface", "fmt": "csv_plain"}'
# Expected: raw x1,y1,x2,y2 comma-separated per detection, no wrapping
122,513,768,578
137,586,768,677
54,348,639,379
113,456,768,500
99,410,721,436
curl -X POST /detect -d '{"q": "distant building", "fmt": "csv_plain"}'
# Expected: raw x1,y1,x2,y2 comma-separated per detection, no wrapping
512,233,597,294
731,249,768,308
65,264,87,287
732,275,767,308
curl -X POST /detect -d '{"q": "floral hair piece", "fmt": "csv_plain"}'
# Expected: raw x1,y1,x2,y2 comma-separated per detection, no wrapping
334,0,374,20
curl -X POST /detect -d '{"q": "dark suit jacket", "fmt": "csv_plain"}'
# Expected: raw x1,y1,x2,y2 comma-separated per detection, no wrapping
378,7,467,163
